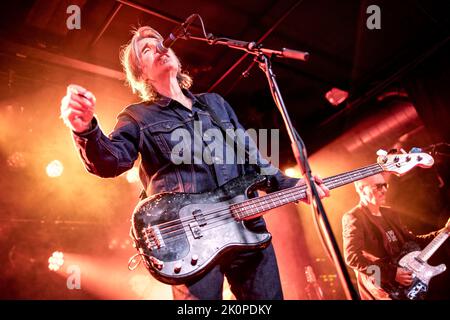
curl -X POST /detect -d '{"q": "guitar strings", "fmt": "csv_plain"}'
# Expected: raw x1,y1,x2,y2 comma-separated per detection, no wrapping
145,162,402,246
154,162,405,246
145,187,306,245
154,164,384,239
147,163,382,233
151,164,386,241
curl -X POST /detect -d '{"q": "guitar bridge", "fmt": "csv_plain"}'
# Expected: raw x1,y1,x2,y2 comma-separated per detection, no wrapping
142,226,165,250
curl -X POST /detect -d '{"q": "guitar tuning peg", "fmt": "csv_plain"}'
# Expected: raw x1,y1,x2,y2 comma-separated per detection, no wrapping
376,149,388,164
409,147,422,153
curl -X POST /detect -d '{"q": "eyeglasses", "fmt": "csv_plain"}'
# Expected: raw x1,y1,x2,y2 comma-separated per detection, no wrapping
371,183,389,191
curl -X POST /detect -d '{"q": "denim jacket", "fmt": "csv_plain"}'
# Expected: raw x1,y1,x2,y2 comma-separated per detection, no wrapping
72,91,298,198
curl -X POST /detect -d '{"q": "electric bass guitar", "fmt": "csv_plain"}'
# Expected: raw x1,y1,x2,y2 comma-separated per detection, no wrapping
387,230,449,300
130,149,434,284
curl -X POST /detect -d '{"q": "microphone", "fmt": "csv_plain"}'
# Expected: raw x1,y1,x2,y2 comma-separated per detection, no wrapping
156,14,197,54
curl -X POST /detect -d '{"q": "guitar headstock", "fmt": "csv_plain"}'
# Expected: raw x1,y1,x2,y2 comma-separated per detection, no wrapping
377,148,434,176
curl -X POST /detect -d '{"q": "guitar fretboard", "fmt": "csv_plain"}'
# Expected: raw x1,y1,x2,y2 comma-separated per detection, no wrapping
231,163,383,220
417,231,449,262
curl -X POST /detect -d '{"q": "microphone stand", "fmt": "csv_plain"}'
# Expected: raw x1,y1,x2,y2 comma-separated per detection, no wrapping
185,33,359,300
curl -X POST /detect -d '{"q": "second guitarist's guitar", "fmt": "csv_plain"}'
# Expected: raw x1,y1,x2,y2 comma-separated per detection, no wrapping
386,230,449,300
130,149,434,284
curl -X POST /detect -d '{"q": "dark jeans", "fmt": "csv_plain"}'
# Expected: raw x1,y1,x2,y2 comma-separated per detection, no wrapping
172,243,283,300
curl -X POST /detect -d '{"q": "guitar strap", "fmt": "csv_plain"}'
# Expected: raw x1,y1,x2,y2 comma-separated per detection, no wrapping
196,95,257,177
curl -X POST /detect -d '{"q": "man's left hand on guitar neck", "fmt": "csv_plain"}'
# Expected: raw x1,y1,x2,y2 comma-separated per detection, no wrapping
298,174,330,204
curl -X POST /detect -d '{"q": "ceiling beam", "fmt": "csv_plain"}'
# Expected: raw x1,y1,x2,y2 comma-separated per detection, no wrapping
90,2,124,47
116,0,202,32
0,39,124,81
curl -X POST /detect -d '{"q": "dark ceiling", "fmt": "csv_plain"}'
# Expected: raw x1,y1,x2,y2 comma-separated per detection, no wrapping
0,0,449,157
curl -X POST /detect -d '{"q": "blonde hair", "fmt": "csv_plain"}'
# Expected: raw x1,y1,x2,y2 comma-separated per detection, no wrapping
120,26,193,102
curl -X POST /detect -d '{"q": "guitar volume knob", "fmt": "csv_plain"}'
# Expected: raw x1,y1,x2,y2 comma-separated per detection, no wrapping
149,256,164,270
191,254,199,265
174,262,182,273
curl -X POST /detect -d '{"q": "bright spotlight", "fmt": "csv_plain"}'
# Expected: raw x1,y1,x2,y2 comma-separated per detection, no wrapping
126,167,140,183
48,251,64,271
285,167,302,178
46,160,64,177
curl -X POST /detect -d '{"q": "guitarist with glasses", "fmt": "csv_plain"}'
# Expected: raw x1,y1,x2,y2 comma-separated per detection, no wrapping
342,173,450,300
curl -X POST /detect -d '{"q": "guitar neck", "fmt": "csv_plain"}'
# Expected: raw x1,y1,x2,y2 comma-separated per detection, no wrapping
232,163,383,220
417,230,449,262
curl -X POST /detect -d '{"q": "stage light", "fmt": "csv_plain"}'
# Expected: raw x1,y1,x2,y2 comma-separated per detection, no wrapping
46,160,64,177
48,251,64,271
325,88,348,106
126,167,140,183
285,167,301,178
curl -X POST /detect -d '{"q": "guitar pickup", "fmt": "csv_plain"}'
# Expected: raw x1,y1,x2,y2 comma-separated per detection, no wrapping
189,221,203,239
192,209,207,226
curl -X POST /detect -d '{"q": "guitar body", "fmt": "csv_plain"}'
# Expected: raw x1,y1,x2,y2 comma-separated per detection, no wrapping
388,243,447,300
131,173,272,285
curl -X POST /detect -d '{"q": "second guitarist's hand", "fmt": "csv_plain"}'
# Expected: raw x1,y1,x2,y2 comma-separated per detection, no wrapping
395,267,413,286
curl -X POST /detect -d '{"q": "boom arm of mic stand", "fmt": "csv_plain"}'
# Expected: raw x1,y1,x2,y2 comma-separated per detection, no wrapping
185,34,309,61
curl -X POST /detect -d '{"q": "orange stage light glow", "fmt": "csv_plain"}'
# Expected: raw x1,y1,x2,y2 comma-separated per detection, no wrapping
48,251,64,271
61,253,173,299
